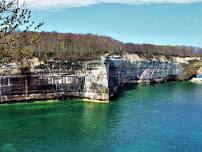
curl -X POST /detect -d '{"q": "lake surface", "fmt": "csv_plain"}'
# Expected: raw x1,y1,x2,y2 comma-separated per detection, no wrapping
1,82,202,152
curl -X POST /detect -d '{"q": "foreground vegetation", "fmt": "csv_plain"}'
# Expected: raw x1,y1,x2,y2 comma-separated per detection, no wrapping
0,0,43,64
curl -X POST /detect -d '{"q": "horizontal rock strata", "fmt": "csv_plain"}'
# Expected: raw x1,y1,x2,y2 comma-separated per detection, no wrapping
0,54,201,103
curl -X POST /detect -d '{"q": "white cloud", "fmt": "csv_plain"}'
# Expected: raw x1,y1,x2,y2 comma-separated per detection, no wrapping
21,0,202,9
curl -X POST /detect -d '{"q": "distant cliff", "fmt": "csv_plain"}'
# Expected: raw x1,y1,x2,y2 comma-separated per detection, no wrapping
0,54,201,103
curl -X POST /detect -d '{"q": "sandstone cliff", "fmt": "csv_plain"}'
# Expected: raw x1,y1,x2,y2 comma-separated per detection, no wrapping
0,54,201,103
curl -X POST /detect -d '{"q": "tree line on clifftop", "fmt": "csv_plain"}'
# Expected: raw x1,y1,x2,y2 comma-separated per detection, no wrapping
26,32,202,62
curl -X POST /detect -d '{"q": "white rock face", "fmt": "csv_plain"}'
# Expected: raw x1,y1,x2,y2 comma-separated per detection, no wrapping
198,67,202,75
0,54,201,103
172,57,200,64
190,66,202,84
82,59,109,101
191,78,202,84
107,55,184,97
74,55,185,100
52,54,198,100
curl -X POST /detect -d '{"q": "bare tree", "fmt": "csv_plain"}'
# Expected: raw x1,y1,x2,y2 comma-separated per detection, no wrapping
0,0,43,64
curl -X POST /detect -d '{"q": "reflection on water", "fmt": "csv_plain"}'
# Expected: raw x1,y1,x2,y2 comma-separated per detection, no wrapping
1,82,202,152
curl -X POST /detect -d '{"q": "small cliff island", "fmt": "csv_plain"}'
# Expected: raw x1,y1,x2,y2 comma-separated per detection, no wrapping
0,33,202,103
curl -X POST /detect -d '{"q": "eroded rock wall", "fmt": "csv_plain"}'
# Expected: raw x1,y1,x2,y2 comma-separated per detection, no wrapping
107,56,183,98
0,54,201,103
0,59,109,103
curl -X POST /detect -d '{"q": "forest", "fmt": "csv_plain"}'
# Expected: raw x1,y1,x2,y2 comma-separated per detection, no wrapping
1,31,202,63
27,32,202,62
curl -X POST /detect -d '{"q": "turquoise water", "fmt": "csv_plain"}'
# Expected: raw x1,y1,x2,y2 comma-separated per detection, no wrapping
1,82,202,152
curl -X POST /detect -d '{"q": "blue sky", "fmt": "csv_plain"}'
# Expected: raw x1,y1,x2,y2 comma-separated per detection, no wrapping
31,2,202,47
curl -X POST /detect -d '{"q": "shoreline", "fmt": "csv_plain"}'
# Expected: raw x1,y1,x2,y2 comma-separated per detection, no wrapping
0,81,190,105
0,98,109,106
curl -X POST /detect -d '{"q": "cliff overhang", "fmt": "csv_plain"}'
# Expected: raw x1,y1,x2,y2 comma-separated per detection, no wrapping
0,54,201,103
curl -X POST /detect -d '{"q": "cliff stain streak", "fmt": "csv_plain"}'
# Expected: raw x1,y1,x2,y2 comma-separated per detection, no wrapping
0,54,201,103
